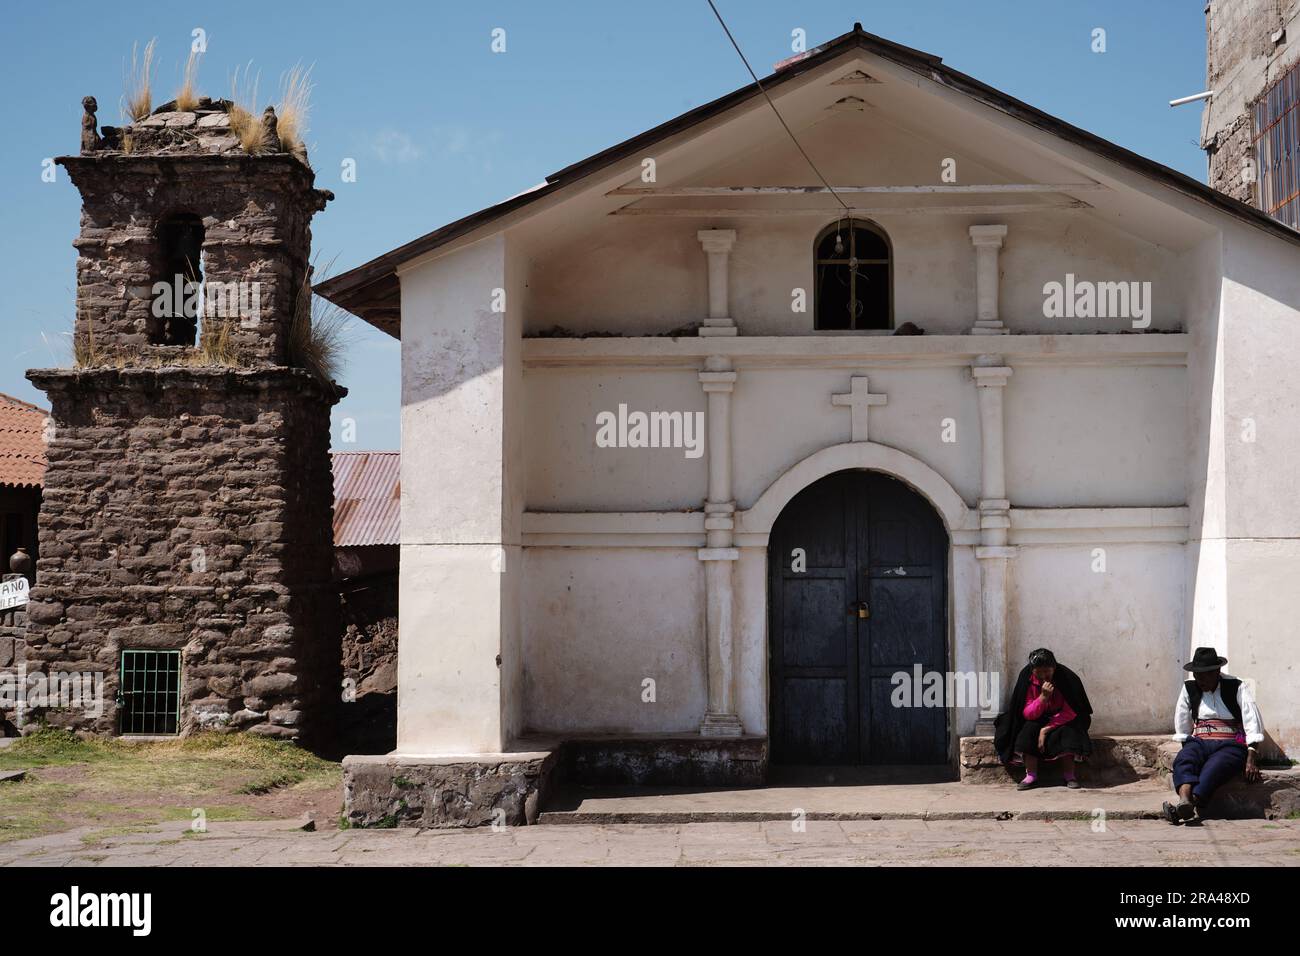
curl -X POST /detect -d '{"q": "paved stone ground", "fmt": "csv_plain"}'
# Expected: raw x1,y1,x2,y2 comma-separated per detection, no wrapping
541,777,1182,823
2,818,1298,866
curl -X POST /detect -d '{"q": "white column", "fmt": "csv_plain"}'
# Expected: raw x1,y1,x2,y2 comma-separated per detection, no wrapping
697,229,738,337
698,354,742,735
972,358,1014,731
969,225,1008,335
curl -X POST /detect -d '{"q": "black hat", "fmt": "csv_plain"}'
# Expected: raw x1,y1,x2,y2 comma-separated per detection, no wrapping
1183,647,1227,673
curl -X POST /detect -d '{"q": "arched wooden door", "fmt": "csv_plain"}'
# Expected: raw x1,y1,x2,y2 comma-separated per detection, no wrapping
767,470,949,765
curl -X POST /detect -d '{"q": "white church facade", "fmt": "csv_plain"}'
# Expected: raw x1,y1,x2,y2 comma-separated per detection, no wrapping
323,27,1300,821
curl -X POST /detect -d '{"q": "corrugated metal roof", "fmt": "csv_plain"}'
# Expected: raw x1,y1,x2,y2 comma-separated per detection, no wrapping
0,392,49,489
332,451,400,547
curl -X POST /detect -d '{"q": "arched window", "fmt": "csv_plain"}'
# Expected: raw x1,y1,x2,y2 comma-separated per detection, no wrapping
154,213,205,346
814,219,892,330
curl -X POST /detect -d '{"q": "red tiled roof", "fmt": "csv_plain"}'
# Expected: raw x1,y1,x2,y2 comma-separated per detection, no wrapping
332,451,399,547
0,392,49,489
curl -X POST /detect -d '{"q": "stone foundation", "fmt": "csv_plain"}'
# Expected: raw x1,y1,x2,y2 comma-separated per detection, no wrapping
959,734,1166,786
342,734,769,828
562,734,768,787
343,748,560,828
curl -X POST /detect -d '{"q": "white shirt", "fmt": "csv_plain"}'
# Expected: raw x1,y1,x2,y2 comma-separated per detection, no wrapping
1172,674,1264,745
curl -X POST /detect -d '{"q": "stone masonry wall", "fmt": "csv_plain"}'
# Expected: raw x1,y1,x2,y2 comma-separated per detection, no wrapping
22,366,339,742
58,153,329,366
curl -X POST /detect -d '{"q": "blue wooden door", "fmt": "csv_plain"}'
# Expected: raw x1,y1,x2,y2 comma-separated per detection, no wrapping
768,470,949,764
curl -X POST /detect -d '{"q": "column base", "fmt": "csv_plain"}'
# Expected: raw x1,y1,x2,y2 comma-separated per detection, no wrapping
699,712,745,737
974,716,998,736
969,323,1009,335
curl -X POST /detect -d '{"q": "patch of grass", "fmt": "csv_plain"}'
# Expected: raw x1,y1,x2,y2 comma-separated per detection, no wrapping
80,824,155,844
0,778,82,843
73,335,252,371
124,38,157,123
290,261,351,386
157,804,261,823
238,771,306,795
228,62,266,154
175,49,202,112
199,319,245,366
277,63,313,161
0,728,116,768
0,731,339,843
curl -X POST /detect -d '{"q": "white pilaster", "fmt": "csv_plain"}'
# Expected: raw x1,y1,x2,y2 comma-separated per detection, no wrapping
969,225,1008,335
697,229,738,337
698,354,743,735
973,358,1014,730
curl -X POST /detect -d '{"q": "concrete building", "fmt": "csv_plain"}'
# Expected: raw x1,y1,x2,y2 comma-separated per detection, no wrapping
322,25,1300,826
1204,0,1300,226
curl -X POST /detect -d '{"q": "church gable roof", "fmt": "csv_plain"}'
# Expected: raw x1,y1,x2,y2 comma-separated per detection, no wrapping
318,23,1300,338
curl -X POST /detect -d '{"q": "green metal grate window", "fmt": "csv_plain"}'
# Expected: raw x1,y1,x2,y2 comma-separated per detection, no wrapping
118,650,181,735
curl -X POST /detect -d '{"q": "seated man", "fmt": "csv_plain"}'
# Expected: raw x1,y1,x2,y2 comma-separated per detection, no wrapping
1163,647,1264,825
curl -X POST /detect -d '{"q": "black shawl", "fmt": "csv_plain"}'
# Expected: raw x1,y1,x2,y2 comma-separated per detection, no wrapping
993,663,1093,764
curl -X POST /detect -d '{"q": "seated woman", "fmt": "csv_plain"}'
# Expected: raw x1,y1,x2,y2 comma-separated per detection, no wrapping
993,648,1094,790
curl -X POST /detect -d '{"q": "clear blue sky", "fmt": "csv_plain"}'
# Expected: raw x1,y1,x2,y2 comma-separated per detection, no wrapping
0,1,1208,450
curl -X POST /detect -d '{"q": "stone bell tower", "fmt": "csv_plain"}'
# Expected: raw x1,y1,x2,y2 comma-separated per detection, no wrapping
23,94,341,742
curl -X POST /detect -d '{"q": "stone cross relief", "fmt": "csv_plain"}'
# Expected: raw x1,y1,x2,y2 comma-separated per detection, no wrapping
831,375,887,442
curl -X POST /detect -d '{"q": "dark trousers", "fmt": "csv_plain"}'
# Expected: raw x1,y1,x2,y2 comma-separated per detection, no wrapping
1172,737,1247,802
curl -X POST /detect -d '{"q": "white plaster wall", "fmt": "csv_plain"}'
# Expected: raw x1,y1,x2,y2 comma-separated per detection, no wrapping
1004,365,1188,508
397,234,525,753
521,548,707,734
1007,543,1186,734
525,363,1185,514
1223,538,1300,755
523,367,707,511
1216,222,1300,753
731,366,980,507
1221,225,1300,538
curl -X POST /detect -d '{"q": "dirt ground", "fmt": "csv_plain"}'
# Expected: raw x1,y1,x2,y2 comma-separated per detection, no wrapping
0,730,342,843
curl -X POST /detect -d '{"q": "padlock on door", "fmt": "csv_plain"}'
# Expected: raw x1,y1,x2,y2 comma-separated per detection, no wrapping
851,601,870,619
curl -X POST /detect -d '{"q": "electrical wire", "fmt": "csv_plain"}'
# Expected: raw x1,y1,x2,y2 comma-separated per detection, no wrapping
704,0,852,214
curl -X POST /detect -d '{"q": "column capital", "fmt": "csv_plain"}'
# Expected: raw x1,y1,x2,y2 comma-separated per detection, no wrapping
971,365,1013,387
697,228,737,254
699,370,738,392
969,224,1008,247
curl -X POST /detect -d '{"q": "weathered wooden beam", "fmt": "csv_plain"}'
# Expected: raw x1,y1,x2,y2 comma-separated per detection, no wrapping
607,183,1107,197
611,200,1092,217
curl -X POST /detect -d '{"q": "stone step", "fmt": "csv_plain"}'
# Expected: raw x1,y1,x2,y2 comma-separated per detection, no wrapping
960,734,1169,786
961,734,1300,819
